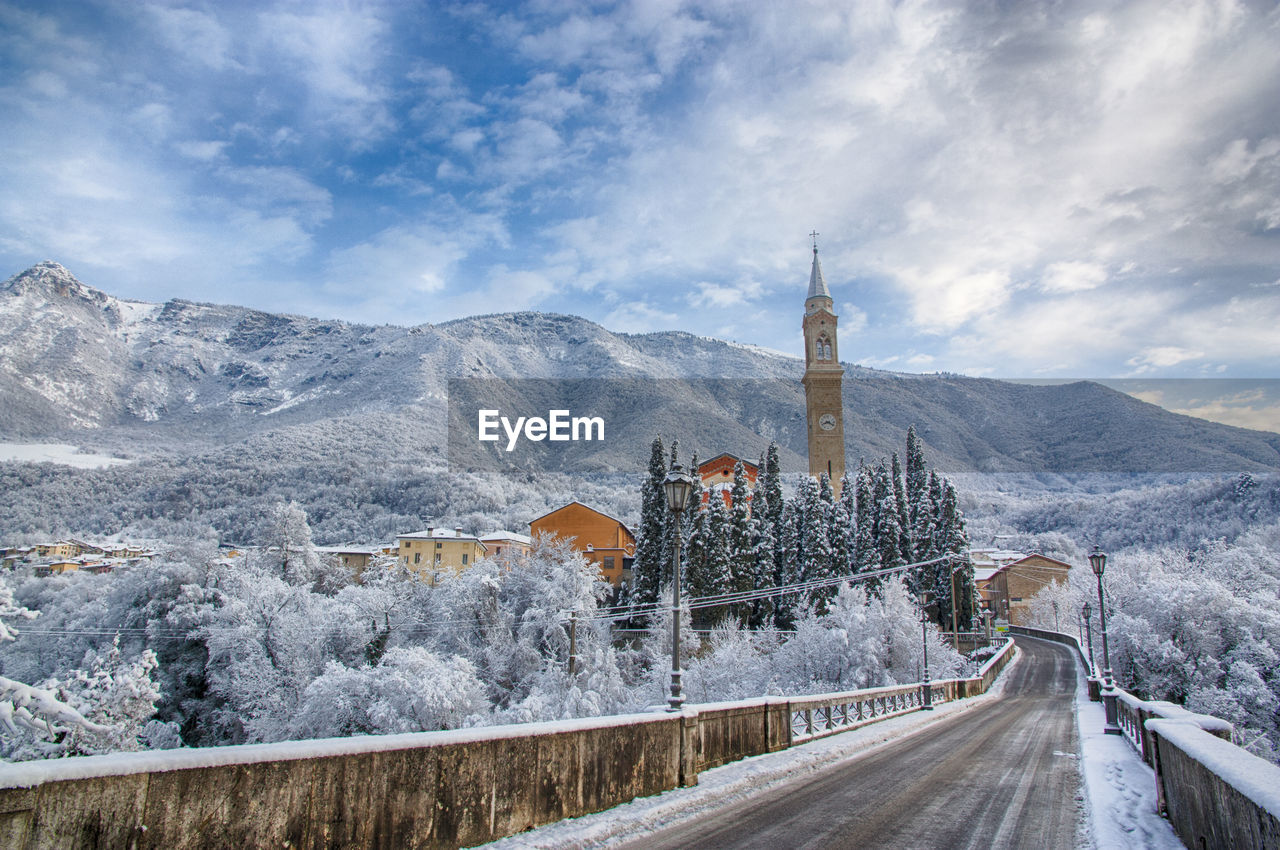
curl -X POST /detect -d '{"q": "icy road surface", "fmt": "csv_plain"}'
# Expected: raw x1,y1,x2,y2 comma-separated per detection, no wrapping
619,635,1084,850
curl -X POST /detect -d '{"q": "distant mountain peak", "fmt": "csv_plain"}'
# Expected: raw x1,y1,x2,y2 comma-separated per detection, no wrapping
2,261,109,306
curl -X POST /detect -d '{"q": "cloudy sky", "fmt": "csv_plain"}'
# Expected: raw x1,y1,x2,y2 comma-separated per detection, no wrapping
2,0,1279,386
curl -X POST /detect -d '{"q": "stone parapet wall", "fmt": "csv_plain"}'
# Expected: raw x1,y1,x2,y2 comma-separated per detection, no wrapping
1147,718,1280,850
0,643,1017,850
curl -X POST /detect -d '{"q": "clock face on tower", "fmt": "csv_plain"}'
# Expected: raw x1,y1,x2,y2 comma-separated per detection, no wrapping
818,413,837,431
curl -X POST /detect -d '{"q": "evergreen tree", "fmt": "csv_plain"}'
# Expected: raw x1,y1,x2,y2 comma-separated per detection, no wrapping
680,452,707,600
727,461,755,624
746,496,776,629
803,474,837,612
890,453,912,566
626,437,668,619
905,425,928,530
831,469,856,576
763,442,784,529
929,479,973,630
853,465,880,581
874,464,907,572
698,495,733,626
773,497,802,629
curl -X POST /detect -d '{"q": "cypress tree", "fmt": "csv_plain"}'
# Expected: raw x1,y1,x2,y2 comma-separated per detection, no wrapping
891,452,912,564
627,436,668,621
853,465,880,582
905,425,928,531
831,468,856,575
700,494,733,626
728,461,755,623
805,473,837,612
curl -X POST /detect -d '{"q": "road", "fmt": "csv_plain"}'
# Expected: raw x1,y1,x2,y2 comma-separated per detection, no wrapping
618,636,1084,850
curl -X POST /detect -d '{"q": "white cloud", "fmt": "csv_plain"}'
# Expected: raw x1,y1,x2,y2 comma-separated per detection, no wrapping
1041,262,1108,294
258,7,393,144
1127,346,1205,372
145,5,238,71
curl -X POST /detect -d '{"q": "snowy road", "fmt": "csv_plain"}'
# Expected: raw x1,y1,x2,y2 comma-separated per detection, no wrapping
616,636,1084,850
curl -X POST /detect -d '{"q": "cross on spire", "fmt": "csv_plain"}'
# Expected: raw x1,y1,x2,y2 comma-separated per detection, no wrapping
809,230,820,252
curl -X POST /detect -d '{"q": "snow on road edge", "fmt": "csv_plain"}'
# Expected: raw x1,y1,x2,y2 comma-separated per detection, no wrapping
472,649,1024,850
1073,662,1183,850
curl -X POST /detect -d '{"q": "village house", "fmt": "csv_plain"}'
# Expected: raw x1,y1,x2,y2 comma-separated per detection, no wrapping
971,549,1073,626
697,453,758,507
479,532,533,559
397,528,488,585
528,502,635,588
314,545,380,574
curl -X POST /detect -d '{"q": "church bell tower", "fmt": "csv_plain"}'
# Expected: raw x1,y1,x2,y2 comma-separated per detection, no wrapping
802,235,846,489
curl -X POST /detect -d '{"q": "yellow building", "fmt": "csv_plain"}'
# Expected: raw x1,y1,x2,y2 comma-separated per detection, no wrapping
32,541,78,558
397,528,488,584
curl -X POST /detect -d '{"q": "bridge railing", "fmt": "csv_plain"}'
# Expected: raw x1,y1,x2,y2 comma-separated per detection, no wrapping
1008,625,1280,849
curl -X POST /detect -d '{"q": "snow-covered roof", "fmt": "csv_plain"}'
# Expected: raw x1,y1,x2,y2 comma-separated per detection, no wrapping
528,501,634,536
314,545,380,555
396,528,482,542
480,532,532,545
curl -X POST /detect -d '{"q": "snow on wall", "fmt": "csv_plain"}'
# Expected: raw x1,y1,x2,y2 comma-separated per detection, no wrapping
1147,718,1280,821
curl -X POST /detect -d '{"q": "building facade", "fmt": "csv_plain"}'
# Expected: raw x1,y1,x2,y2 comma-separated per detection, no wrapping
528,501,636,588
397,528,488,584
697,453,758,507
802,241,846,490
973,551,1073,625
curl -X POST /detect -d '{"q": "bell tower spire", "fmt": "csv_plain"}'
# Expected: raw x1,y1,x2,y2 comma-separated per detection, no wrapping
801,236,846,490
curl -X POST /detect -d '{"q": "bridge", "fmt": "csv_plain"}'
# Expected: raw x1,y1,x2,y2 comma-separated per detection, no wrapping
0,633,1276,848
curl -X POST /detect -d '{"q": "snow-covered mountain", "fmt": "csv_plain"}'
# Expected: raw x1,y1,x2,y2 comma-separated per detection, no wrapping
3,261,1279,473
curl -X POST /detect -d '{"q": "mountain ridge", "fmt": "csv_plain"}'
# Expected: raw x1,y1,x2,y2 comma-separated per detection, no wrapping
2,262,1278,474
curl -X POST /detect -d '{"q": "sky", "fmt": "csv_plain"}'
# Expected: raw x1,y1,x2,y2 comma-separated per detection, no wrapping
2,1,1279,391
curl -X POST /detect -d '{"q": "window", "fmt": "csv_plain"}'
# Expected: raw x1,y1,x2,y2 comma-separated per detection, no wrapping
414,552,421,564
603,556,615,572
436,542,442,549
434,554,440,564
462,553,468,565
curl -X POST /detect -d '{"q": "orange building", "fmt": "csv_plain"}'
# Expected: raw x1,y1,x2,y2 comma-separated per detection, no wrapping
528,501,635,587
697,453,758,508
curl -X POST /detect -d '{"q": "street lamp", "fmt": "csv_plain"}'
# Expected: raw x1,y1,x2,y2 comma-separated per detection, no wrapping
663,463,695,711
1089,546,1121,735
919,591,933,710
1082,600,1095,674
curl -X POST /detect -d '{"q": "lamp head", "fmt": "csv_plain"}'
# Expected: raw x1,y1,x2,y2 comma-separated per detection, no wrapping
663,464,696,513
1088,546,1107,577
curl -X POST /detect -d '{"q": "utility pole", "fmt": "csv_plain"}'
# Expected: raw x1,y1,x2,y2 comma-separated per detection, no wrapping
568,611,578,677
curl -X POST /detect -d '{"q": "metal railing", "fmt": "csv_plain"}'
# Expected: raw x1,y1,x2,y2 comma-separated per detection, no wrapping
789,681,944,743
787,638,1016,744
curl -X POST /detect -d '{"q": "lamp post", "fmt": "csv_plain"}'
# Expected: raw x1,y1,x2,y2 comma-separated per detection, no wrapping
663,463,695,712
1082,600,1095,674
920,592,933,710
1089,546,1121,735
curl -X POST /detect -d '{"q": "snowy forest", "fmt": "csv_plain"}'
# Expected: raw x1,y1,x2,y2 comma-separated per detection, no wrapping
2,422,1279,764
0,517,967,760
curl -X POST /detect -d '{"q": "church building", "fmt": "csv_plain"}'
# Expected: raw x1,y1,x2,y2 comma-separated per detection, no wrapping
802,237,846,489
